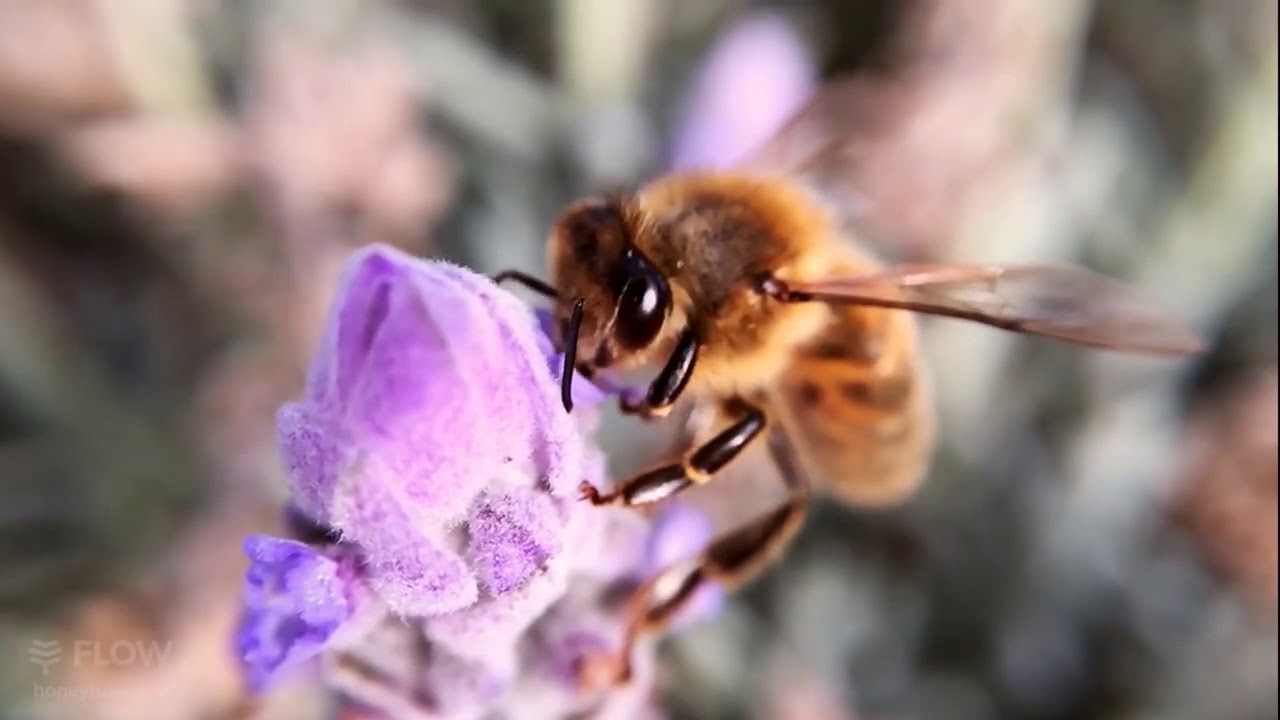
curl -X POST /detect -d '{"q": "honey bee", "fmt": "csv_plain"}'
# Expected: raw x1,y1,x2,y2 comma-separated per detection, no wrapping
495,79,1204,686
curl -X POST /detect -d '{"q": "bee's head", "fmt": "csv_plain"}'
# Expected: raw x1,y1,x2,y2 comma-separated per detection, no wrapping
548,198,673,377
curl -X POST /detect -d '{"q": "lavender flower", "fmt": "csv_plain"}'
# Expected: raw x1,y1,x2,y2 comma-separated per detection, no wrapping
641,503,724,629
273,247,589,616
237,244,715,718
237,535,367,690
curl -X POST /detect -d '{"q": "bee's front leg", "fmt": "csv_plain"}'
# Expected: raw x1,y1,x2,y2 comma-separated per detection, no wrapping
579,398,764,507
617,329,699,420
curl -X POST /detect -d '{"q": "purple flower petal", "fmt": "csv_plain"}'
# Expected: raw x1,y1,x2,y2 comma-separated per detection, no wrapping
346,276,449,440
642,503,724,628
523,592,662,720
528,602,619,690
440,267,591,499
247,243,699,715
423,550,571,661
670,12,816,171
419,646,516,715
467,488,564,596
323,616,517,718
236,535,357,690
307,246,399,406
271,246,600,618
276,403,342,524
339,259,502,523
570,505,652,584
330,456,478,616
361,536,478,618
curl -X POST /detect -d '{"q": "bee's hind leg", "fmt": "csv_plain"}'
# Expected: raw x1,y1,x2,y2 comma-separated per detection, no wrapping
579,397,764,507
578,430,811,689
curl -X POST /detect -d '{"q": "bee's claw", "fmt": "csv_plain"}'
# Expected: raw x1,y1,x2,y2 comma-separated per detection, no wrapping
578,481,611,506
619,393,672,421
618,393,645,415
577,651,631,691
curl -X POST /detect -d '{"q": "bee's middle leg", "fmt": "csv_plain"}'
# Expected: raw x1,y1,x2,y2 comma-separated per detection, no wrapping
580,398,764,507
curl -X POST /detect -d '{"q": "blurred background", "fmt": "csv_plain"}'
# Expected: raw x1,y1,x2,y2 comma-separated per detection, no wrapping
0,1,1274,718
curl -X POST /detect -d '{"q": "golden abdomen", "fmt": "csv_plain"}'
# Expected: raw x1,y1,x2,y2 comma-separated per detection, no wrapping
769,267,937,508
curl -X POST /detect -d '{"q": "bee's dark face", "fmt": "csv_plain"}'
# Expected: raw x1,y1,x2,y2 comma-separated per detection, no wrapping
548,200,672,372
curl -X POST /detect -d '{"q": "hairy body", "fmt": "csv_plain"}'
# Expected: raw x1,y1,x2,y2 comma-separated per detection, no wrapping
551,172,935,507
497,86,1198,688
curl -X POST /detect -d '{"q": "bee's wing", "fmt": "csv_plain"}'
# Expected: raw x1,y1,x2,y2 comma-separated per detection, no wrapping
787,263,1206,356
733,76,976,254
737,77,896,190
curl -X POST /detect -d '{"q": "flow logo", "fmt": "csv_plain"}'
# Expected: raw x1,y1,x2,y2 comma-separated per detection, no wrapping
28,640,62,677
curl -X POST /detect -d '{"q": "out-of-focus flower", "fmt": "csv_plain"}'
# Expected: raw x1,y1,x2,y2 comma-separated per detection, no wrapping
669,2,1073,260
60,118,240,210
640,503,723,629
55,29,452,245
239,244,715,718
0,1,130,133
1171,369,1279,611
763,658,860,720
669,12,816,171
243,40,453,241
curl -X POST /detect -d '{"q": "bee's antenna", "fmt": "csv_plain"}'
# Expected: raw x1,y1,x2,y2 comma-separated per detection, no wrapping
561,298,586,412
492,270,559,299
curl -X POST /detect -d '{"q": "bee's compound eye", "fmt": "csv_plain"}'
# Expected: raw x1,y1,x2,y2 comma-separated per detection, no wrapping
616,273,668,349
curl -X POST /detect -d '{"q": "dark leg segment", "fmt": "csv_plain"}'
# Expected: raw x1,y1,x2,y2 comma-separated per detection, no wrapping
619,329,700,419
578,430,812,689
579,400,765,507
493,270,559,299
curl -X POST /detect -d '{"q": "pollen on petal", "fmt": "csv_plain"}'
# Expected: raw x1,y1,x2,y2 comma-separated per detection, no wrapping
467,487,564,596
275,402,342,523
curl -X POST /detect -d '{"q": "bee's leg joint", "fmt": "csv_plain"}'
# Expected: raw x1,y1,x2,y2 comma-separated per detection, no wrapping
580,401,765,508
580,440,809,689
